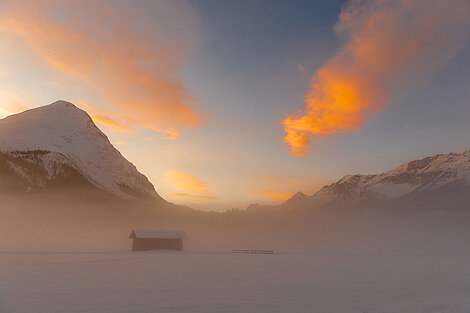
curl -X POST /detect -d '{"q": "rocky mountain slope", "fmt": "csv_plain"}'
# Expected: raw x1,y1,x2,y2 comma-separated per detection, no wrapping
0,100,162,201
313,151,470,203
248,150,470,211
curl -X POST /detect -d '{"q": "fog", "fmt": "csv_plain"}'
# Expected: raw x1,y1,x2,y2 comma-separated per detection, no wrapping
3,190,470,312
1,187,469,256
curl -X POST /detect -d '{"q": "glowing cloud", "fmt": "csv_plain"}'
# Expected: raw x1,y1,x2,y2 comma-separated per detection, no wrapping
170,193,217,200
90,115,133,133
162,169,215,200
282,0,470,156
0,0,201,137
248,173,323,203
8,97,28,113
112,141,127,146
252,192,293,200
0,88,29,118
153,128,180,141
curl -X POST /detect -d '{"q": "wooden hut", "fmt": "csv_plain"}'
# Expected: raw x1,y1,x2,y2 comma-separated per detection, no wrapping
129,229,188,251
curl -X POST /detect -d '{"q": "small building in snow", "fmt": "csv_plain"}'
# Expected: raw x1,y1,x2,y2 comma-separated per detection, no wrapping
129,229,188,251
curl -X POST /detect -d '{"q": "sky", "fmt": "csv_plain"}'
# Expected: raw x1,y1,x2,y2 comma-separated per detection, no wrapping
0,0,469,211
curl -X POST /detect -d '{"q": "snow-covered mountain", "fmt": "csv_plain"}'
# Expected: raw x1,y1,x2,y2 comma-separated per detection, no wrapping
246,192,311,212
283,191,310,206
247,151,470,211
0,100,162,200
312,151,470,204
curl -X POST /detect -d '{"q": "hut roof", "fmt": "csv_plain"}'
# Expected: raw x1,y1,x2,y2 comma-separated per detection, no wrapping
129,229,188,239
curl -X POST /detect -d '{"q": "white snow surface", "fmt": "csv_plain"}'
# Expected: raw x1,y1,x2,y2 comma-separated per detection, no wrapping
2,251,470,313
0,100,159,200
312,150,470,202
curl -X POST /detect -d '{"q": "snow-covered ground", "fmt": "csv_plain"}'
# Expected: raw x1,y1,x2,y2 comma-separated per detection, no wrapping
2,251,470,313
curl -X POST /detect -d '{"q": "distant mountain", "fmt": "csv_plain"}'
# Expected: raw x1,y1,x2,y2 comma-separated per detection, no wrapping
0,100,162,201
313,151,470,203
247,151,470,211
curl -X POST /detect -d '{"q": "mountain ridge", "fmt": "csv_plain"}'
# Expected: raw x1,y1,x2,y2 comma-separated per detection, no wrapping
0,100,162,201
247,150,470,211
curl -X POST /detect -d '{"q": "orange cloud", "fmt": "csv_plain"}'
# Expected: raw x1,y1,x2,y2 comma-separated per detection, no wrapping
8,97,29,113
152,128,180,141
252,192,293,200
0,1,201,137
90,113,180,139
112,141,127,146
0,88,29,118
248,173,322,203
90,114,133,133
75,99,134,133
170,193,217,200
76,99,180,140
162,169,214,199
282,0,470,156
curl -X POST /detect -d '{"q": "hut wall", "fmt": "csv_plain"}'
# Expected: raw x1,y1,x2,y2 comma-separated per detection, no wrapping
132,238,183,251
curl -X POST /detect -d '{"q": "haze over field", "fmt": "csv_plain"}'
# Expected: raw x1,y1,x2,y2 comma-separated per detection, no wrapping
0,101,468,255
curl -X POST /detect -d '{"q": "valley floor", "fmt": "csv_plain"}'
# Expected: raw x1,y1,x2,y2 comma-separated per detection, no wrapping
2,251,470,313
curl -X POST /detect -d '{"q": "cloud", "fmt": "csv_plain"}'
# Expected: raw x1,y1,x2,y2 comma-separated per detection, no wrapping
7,96,28,113
170,193,217,200
75,99,133,133
153,128,180,141
248,173,323,203
252,192,293,200
90,114,134,133
75,99,182,140
282,0,470,156
0,0,202,137
0,87,29,118
162,169,215,200
112,141,127,146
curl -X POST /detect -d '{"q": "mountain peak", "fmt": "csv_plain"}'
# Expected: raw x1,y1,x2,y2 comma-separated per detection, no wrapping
313,150,470,203
281,191,310,207
245,150,470,211
0,100,161,200
50,99,77,108
292,191,308,199
5,99,92,129
1,100,102,151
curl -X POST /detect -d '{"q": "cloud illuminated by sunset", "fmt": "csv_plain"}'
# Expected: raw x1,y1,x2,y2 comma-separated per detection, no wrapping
0,0,201,138
170,193,217,200
163,170,215,200
0,88,29,118
252,192,293,200
282,0,470,156
247,173,322,203
153,128,180,141
112,141,128,146
90,114,134,133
